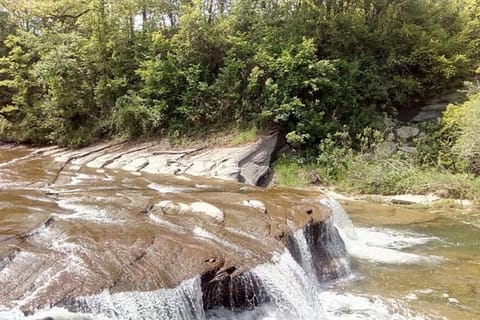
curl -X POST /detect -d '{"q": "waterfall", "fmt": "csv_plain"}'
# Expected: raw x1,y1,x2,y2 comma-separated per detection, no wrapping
320,197,441,264
287,215,351,282
1,198,428,320
69,277,205,320
0,278,205,320
319,198,358,240
290,229,318,282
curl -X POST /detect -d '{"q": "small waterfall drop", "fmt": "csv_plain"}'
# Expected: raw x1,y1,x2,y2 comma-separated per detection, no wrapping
319,198,358,240
0,198,433,320
291,229,317,282
320,197,440,264
71,277,205,320
0,278,205,320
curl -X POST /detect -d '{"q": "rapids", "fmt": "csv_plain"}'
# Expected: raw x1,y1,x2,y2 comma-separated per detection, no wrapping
0,145,479,319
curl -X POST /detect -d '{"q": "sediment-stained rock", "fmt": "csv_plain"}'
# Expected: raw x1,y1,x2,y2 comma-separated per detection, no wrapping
51,134,279,186
0,147,342,315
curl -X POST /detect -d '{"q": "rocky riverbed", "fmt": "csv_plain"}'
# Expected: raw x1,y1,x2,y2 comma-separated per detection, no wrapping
0,143,345,316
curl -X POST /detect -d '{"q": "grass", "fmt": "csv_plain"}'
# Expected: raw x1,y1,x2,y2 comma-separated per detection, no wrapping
231,127,260,145
273,154,480,203
272,157,328,187
165,125,263,148
273,158,310,187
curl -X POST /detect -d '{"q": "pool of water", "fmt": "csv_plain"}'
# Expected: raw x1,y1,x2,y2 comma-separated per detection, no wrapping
341,201,480,320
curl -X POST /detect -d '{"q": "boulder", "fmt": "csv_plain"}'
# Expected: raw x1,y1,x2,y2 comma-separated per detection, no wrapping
189,202,225,224
375,141,397,158
152,200,224,223
154,200,182,215
411,110,443,122
389,194,441,205
241,200,267,214
398,146,417,153
395,126,420,139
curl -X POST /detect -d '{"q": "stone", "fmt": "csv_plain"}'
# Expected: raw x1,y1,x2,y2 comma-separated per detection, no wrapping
448,297,460,304
397,146,417,153
190,202,225,223
390,194,441,205
411,110,442,122
420,103,448,112
454,199,473,207
123,157,149,172
238,134,278,185
153,200,180,215
241,200,267,214
395,126,420,139
375,142,397,158
430,91,464,104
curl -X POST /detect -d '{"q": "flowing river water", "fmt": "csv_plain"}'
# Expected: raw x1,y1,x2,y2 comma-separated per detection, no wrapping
0,145,479,319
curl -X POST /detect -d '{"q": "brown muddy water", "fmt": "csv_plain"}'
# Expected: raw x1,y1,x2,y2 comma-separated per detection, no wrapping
0,145,479,320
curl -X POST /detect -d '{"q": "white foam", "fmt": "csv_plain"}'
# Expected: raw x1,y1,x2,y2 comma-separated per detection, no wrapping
57,199,125,224
208,249,427,320
355,227,438,250
0,278,204,320
147,183,191,194
320,198,441,264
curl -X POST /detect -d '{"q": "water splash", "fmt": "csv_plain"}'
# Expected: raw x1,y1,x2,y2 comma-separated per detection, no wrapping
208,248,427,320
0,277,206,320
74,277,205,320
320,197,441,264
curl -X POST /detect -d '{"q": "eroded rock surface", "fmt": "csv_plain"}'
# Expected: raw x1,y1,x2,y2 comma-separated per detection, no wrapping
47,133,279,187
0,147,338,315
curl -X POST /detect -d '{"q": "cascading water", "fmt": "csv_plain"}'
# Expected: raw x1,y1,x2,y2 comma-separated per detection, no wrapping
1,277,205,320
3,148,479,319
1,197,433,320
320,198,441,264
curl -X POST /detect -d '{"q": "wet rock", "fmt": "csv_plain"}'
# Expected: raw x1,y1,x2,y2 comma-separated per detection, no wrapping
241,200,267,214
122,157,149,172
190,202,225,224
1,147,341,316
201,269,269,310
304,219,350,281
389,194,441,205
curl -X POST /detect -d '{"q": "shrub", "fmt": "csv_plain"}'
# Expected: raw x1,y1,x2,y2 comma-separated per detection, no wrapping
112,94,164,138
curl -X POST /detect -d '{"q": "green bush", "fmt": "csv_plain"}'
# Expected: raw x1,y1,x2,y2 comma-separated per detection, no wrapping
112,94,163,138
451,94,480,173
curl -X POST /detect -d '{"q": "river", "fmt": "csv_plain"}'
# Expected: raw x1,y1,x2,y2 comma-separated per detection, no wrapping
0,145,478,319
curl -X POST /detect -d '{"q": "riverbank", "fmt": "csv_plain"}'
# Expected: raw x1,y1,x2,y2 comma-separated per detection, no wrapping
270,93,480,208
272,158,480,209
3,129,478,210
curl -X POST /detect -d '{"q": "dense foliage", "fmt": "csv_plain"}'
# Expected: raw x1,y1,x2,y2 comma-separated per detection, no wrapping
0,0,479,149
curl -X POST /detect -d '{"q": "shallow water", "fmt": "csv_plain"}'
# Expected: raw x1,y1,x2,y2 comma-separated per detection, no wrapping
342,201,480,320
0,146,479,319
